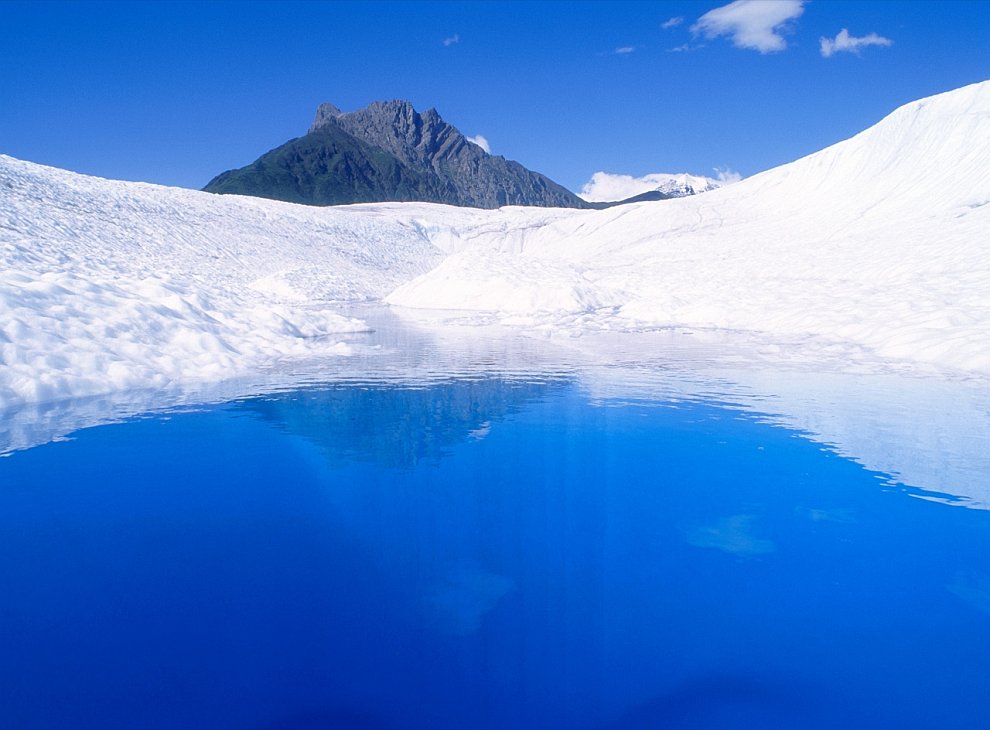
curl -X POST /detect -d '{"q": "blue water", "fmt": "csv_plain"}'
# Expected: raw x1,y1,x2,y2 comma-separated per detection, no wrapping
2,374,990,729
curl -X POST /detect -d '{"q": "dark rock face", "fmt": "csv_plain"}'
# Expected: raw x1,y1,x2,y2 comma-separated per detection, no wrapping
581,189,676,210
202,124,447,207
204,100,590,209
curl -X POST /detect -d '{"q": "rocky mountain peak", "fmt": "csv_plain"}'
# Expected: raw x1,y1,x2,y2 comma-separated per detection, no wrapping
309,103,343,133
309,100,467,168
208,99,591,209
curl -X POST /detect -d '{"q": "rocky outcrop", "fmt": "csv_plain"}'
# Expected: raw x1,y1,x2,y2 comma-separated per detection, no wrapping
205,100,590,209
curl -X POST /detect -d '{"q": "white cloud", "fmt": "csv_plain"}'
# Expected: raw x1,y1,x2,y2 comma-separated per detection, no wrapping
662,16,684,29
714,166,742,183
692,0,805,54
614,46,636,54
578,171,737,203
467,135,490,154
579,172,661,202
820,28,893,58
442,34,460,47
668,43,694,53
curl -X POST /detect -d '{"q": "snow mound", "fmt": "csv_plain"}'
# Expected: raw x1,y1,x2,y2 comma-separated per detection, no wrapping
0,155,459,407
390,81,990,374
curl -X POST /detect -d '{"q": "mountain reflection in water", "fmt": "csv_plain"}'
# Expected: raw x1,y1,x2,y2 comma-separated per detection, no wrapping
6,308,987,510
243,375,568,469
1,347,989,728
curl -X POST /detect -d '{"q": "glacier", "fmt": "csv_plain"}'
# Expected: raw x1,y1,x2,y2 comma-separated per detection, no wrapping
2,80,990,411
389,80,990,372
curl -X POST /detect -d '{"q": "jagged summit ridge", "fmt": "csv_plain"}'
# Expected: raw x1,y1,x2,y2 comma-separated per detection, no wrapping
309,102,343,129
205,99,589,209
311,100,467,172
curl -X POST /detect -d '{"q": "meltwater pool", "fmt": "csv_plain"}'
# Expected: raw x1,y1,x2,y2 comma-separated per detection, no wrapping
2,320,989,729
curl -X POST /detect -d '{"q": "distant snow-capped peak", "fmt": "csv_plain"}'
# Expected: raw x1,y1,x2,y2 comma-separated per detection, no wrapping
578,170,739,202
652,173,722,197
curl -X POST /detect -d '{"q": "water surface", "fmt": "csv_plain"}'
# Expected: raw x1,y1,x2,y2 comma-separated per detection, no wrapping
2,360,990,728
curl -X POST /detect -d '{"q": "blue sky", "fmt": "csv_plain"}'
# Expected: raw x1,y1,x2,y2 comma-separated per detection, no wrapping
2,1,988,193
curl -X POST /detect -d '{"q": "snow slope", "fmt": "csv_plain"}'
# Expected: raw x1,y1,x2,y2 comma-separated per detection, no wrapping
390,81,990,373
0,156,440,407
2,80,989,409
0,152,582,408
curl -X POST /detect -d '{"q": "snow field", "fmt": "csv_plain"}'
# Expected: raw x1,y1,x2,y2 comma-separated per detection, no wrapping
2,80,989,408
389,81,990,373
0,155,456,407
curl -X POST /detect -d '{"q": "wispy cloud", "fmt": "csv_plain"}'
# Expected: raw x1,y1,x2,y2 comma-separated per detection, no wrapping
714,167,742,183
692,0,805,54
662,16,684,30
668,43,694,53
820,28,893,58
466,135,490,154
442,34,460,47
614,46,636,55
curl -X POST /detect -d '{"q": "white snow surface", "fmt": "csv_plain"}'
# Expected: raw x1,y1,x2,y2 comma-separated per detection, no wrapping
0,156,472,408
390,80,990,374
2,80,990,408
